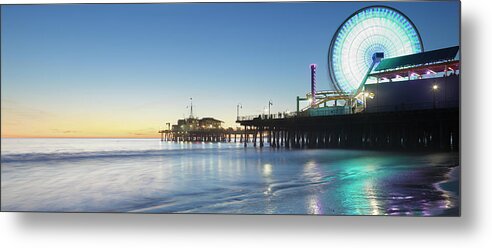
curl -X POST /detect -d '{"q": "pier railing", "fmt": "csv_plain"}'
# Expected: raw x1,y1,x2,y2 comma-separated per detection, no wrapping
237,100,459,121
237,112,298,121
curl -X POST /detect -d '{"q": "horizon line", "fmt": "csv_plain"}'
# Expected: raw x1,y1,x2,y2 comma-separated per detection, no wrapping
1,136,161,139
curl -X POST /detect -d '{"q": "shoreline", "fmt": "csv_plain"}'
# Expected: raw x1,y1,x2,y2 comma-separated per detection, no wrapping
435,165,461,216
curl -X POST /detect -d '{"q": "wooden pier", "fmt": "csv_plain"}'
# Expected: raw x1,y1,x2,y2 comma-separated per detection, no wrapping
236,107,459,151
159,128,256,143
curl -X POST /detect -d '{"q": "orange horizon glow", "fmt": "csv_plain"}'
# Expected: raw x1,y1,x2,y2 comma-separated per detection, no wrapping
1,135,161,139
1,98,240,140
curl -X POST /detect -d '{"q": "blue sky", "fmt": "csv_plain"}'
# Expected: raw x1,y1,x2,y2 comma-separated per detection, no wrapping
1,1,460,137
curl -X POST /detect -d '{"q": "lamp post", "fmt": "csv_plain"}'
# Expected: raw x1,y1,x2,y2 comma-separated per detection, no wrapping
189,97,193,118
432,84,439,109
236,103,242,121
363,91,369,110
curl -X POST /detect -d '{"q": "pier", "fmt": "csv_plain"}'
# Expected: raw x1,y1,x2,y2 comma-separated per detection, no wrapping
159,46,460,152
237,107,459,151
233,46,460,152
159,128,256,143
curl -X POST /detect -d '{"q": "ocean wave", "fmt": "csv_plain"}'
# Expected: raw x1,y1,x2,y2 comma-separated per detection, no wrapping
1,147,236,163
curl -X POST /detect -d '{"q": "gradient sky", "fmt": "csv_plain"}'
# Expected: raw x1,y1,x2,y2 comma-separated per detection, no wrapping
1,1,459,138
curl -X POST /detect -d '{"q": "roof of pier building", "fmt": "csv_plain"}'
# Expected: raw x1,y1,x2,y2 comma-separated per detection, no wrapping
369,46,460,80
199,117,224,123
374,46,459,72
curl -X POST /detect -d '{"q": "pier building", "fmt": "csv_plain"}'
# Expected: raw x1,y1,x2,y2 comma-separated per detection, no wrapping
236,6,460,151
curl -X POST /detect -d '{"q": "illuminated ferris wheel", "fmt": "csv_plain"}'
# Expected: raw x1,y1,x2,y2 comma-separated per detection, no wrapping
328,6,424,95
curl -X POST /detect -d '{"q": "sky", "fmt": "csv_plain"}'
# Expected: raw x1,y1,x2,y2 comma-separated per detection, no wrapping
1,1,460,138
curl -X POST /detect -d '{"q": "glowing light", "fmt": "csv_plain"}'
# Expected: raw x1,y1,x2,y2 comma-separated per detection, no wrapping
307,195,323,215
329,6,423,95
433,84,439,90
263,163,272,176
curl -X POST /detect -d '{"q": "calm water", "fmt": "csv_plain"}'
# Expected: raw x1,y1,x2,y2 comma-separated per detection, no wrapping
1,138,459,215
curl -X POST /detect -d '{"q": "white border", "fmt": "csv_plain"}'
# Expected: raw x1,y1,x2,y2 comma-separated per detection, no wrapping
2,1,492,247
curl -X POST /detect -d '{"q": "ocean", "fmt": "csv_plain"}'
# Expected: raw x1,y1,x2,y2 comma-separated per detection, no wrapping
0,138,460,215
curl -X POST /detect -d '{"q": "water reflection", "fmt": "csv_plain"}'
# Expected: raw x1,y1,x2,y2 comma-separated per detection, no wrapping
300,160,324,214
365,181,381,215
1,139,459,215
262,163,272,177
307,194,323,215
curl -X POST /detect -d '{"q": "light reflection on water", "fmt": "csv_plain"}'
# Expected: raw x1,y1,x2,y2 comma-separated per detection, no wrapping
1,138,459,215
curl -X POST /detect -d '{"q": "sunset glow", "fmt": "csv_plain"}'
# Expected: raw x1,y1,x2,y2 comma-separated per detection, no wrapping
1,3,459,138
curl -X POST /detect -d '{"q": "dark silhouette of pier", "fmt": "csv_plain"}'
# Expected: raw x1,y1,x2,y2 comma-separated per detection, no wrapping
159,128,256,143
236,107,459,151
233,51,460,152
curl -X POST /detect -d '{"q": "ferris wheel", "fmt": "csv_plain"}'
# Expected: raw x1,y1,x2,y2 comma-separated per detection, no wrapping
328,6,424,95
